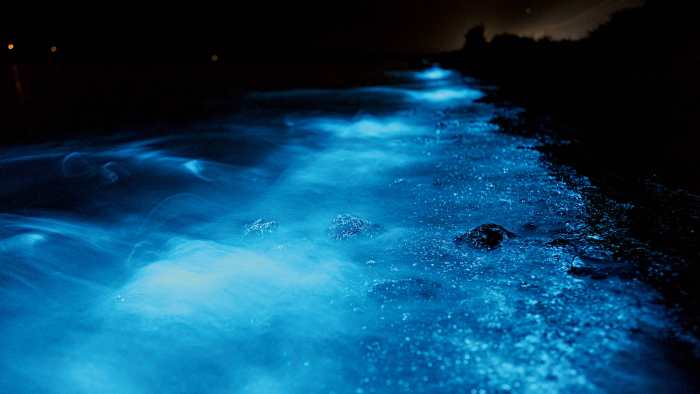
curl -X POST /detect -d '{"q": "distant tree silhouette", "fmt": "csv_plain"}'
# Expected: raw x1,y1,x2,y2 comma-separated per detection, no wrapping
462,25,486,53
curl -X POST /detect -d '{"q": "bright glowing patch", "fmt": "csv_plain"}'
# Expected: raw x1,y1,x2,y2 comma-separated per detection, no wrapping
115,242,351,327
183,159,210,180
1,233,46,251
415,66,452,81
312,116,422,137
409,88,482,103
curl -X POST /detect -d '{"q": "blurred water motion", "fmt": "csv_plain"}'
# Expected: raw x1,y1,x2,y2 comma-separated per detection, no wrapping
0,67,693,393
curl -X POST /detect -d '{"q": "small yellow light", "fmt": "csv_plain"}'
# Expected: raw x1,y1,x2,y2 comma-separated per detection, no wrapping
211,54,219,62
50,46,58,53
7,42,14,50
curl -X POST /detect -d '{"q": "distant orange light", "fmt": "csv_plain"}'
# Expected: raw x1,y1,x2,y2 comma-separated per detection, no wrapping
50,46,57,53
7,42,14,50
211,54,219,62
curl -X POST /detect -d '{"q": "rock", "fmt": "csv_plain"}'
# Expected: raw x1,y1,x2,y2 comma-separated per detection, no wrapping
369,278,441,301
567,256,617,280
567,265,609,280
455,224,516,250
546,238,572,247
244,219,278,237
328,214,380,240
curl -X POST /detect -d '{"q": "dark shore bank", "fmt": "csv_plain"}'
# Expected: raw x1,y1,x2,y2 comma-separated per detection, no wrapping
434,0,700,339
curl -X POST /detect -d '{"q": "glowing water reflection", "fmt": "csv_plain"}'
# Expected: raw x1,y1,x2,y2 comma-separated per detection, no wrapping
0,68,695,394
414,65,453,80
310,115,425,137
408,87,482,103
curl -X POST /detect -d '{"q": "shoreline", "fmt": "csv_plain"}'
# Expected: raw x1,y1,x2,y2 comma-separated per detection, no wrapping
479,86,700,348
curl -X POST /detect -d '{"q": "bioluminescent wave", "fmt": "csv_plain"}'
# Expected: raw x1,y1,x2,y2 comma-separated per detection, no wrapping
0,67,695,393
414,65,454,81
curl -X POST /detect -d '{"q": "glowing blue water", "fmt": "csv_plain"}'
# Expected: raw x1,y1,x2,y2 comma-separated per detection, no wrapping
414,66,454,81
0,69,694,393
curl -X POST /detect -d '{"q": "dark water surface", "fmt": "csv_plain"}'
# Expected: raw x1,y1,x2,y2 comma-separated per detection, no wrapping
0,67,696,393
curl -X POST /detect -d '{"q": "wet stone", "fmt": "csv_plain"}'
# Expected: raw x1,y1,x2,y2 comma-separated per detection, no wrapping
546,238,572,247
567,256,613,280
455,224,516,250
369,278,442,301
567,265,610,280
328,214,380,240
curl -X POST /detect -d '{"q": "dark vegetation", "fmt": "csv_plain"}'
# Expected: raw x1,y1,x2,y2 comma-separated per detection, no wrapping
436,0,700,335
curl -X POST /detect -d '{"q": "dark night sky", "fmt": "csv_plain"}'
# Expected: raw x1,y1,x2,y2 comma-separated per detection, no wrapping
312,0,643,52
4,0,642,61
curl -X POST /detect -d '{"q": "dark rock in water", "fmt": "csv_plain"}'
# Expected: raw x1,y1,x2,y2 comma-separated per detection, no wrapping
455,224,516,250
328,214,380,240
567,266,610,280
369,278,442,301
566,256,631,280
546,238,572,247
490,113,530,136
